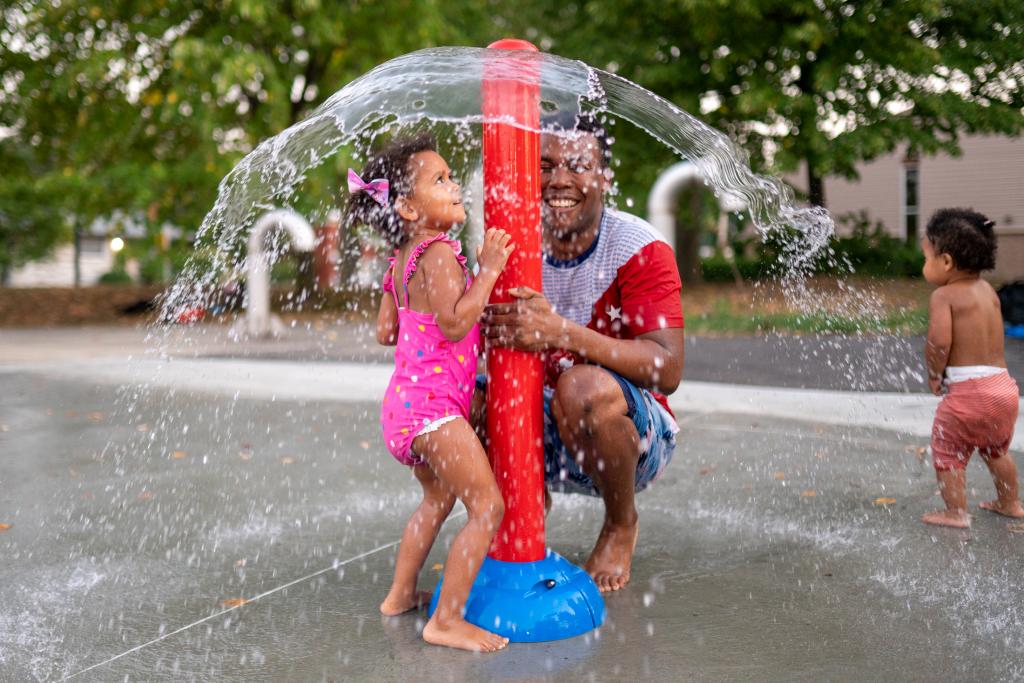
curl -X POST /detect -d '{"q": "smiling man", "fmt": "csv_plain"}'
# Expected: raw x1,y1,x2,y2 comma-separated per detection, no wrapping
483,112,685,592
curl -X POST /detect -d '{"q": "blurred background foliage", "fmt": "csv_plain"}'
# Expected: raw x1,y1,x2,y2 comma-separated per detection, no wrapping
1,0,1021,283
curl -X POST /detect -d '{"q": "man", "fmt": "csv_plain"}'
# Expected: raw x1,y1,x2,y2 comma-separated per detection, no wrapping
483,112,685,592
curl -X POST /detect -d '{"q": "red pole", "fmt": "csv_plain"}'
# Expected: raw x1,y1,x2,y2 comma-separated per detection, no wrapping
483,39,545,563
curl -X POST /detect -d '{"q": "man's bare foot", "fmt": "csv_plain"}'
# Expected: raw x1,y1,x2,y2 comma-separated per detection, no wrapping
379,589,433,616
544,488,552,517
584,520,638,592
922,509,971,528
979,499,1024,518
422,615,509,652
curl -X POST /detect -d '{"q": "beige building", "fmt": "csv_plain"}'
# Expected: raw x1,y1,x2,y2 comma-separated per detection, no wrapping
790,135,1024,283
8,238,116,287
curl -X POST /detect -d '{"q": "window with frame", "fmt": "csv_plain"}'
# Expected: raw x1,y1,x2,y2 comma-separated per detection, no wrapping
902,154,920,244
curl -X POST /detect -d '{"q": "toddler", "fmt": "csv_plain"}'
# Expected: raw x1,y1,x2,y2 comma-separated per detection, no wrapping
920,208,1022,528
347,133,514,650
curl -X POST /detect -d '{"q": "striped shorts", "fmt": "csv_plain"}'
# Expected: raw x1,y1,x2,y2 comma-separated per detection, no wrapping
931,370,1019,471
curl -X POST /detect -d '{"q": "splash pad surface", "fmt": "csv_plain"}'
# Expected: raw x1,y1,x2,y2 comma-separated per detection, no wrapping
2,331,1023,680
5,38,1024,680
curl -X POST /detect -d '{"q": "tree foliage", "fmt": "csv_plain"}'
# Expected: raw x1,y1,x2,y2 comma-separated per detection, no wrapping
2,0,1021,272
1,0,458,268
0,140,69,278
482,0,1024,207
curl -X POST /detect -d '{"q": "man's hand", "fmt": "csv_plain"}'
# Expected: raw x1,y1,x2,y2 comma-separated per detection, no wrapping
929,375,944,396
483,286,570,352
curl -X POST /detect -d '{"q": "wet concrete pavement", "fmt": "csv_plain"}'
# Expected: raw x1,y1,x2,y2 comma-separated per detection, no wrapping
3,322,1021,393
2,326,1024,681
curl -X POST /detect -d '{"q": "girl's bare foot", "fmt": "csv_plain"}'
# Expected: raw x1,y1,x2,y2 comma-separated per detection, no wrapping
422,615,509,652
584,520,638,592
979,499,1024,518
379,589,433,616
922,509,971,528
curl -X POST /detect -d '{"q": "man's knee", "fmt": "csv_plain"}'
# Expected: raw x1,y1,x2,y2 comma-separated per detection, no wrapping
552,365,628,430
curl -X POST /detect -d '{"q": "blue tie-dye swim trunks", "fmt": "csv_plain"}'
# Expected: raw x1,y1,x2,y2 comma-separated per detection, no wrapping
477,371,678,497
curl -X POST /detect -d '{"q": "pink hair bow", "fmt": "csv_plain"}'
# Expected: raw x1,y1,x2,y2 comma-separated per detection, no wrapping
347,169,389,207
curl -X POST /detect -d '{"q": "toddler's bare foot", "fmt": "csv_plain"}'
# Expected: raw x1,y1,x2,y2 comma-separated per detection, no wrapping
422,615,509,652
584,520,638,592
379,589,433,616
979,499,1024,519
922,509,971,528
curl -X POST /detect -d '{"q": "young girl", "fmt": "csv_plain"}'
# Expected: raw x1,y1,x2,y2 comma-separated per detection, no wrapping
347,134,514,651
920,208,1022,528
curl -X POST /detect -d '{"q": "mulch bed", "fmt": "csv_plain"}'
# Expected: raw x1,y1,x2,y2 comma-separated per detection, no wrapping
0,286,379,328
0,286,164,327
1,278,927,328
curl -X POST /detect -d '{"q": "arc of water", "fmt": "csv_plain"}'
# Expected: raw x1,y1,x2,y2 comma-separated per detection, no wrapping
238,209,316,338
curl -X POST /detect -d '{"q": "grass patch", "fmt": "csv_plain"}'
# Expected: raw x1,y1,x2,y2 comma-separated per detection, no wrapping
687,299,928,335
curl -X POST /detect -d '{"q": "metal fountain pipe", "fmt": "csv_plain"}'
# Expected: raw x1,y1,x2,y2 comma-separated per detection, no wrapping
244,209,316,337
482,38,546,562
647,160,747,253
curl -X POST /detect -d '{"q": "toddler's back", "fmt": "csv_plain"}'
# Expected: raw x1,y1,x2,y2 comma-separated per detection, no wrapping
947,279,1007,367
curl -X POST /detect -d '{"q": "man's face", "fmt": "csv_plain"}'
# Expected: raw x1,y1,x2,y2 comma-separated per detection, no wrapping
540,132,609,240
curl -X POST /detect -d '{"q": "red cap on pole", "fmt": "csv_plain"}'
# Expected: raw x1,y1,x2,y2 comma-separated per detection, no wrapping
482,39,546,562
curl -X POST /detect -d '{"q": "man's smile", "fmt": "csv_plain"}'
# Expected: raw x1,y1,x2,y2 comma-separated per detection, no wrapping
545,196,581,209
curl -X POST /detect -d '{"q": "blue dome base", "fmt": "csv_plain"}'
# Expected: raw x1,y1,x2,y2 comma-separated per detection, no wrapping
428,549,605,642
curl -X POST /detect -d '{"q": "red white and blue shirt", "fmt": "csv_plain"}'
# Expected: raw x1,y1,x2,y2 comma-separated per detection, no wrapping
542,209,684,413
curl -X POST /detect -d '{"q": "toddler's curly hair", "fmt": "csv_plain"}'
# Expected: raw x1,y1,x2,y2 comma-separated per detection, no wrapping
925,208,997,272
345,132,437,248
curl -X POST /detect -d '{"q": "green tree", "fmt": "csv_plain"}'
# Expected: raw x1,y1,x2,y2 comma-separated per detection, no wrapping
0,0,461,277
7,0,1019,281
479,0,1024,208
0,141,69,282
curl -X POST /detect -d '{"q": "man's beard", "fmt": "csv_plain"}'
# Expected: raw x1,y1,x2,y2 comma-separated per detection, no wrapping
542,207,596,241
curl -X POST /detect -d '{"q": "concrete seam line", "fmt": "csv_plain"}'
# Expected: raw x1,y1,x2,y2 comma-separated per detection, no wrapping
59,511,464,681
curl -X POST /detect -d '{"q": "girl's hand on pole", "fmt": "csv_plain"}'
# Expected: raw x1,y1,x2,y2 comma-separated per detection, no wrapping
476,228,514,280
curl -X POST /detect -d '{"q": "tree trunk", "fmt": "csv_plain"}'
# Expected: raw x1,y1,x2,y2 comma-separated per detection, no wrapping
675,186,704,285
806,163,826,208
73,226,82,288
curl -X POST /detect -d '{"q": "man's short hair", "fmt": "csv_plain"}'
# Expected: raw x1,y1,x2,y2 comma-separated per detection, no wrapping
540,110,612,166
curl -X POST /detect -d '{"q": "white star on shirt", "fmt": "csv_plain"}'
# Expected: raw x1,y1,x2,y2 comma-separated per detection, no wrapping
607,305,622,321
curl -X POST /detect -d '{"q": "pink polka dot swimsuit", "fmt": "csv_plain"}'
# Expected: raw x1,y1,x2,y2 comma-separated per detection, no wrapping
380,233,480,466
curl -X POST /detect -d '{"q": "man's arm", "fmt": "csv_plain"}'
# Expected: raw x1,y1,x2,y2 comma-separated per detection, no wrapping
925,288,952,395
484,286,684,394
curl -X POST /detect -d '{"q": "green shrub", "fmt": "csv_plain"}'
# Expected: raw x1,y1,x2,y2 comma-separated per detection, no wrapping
98,269,133,285
699,211,923,281
270,258,299,283
138,253,166,284
699,253,773,282
832,211,923,277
